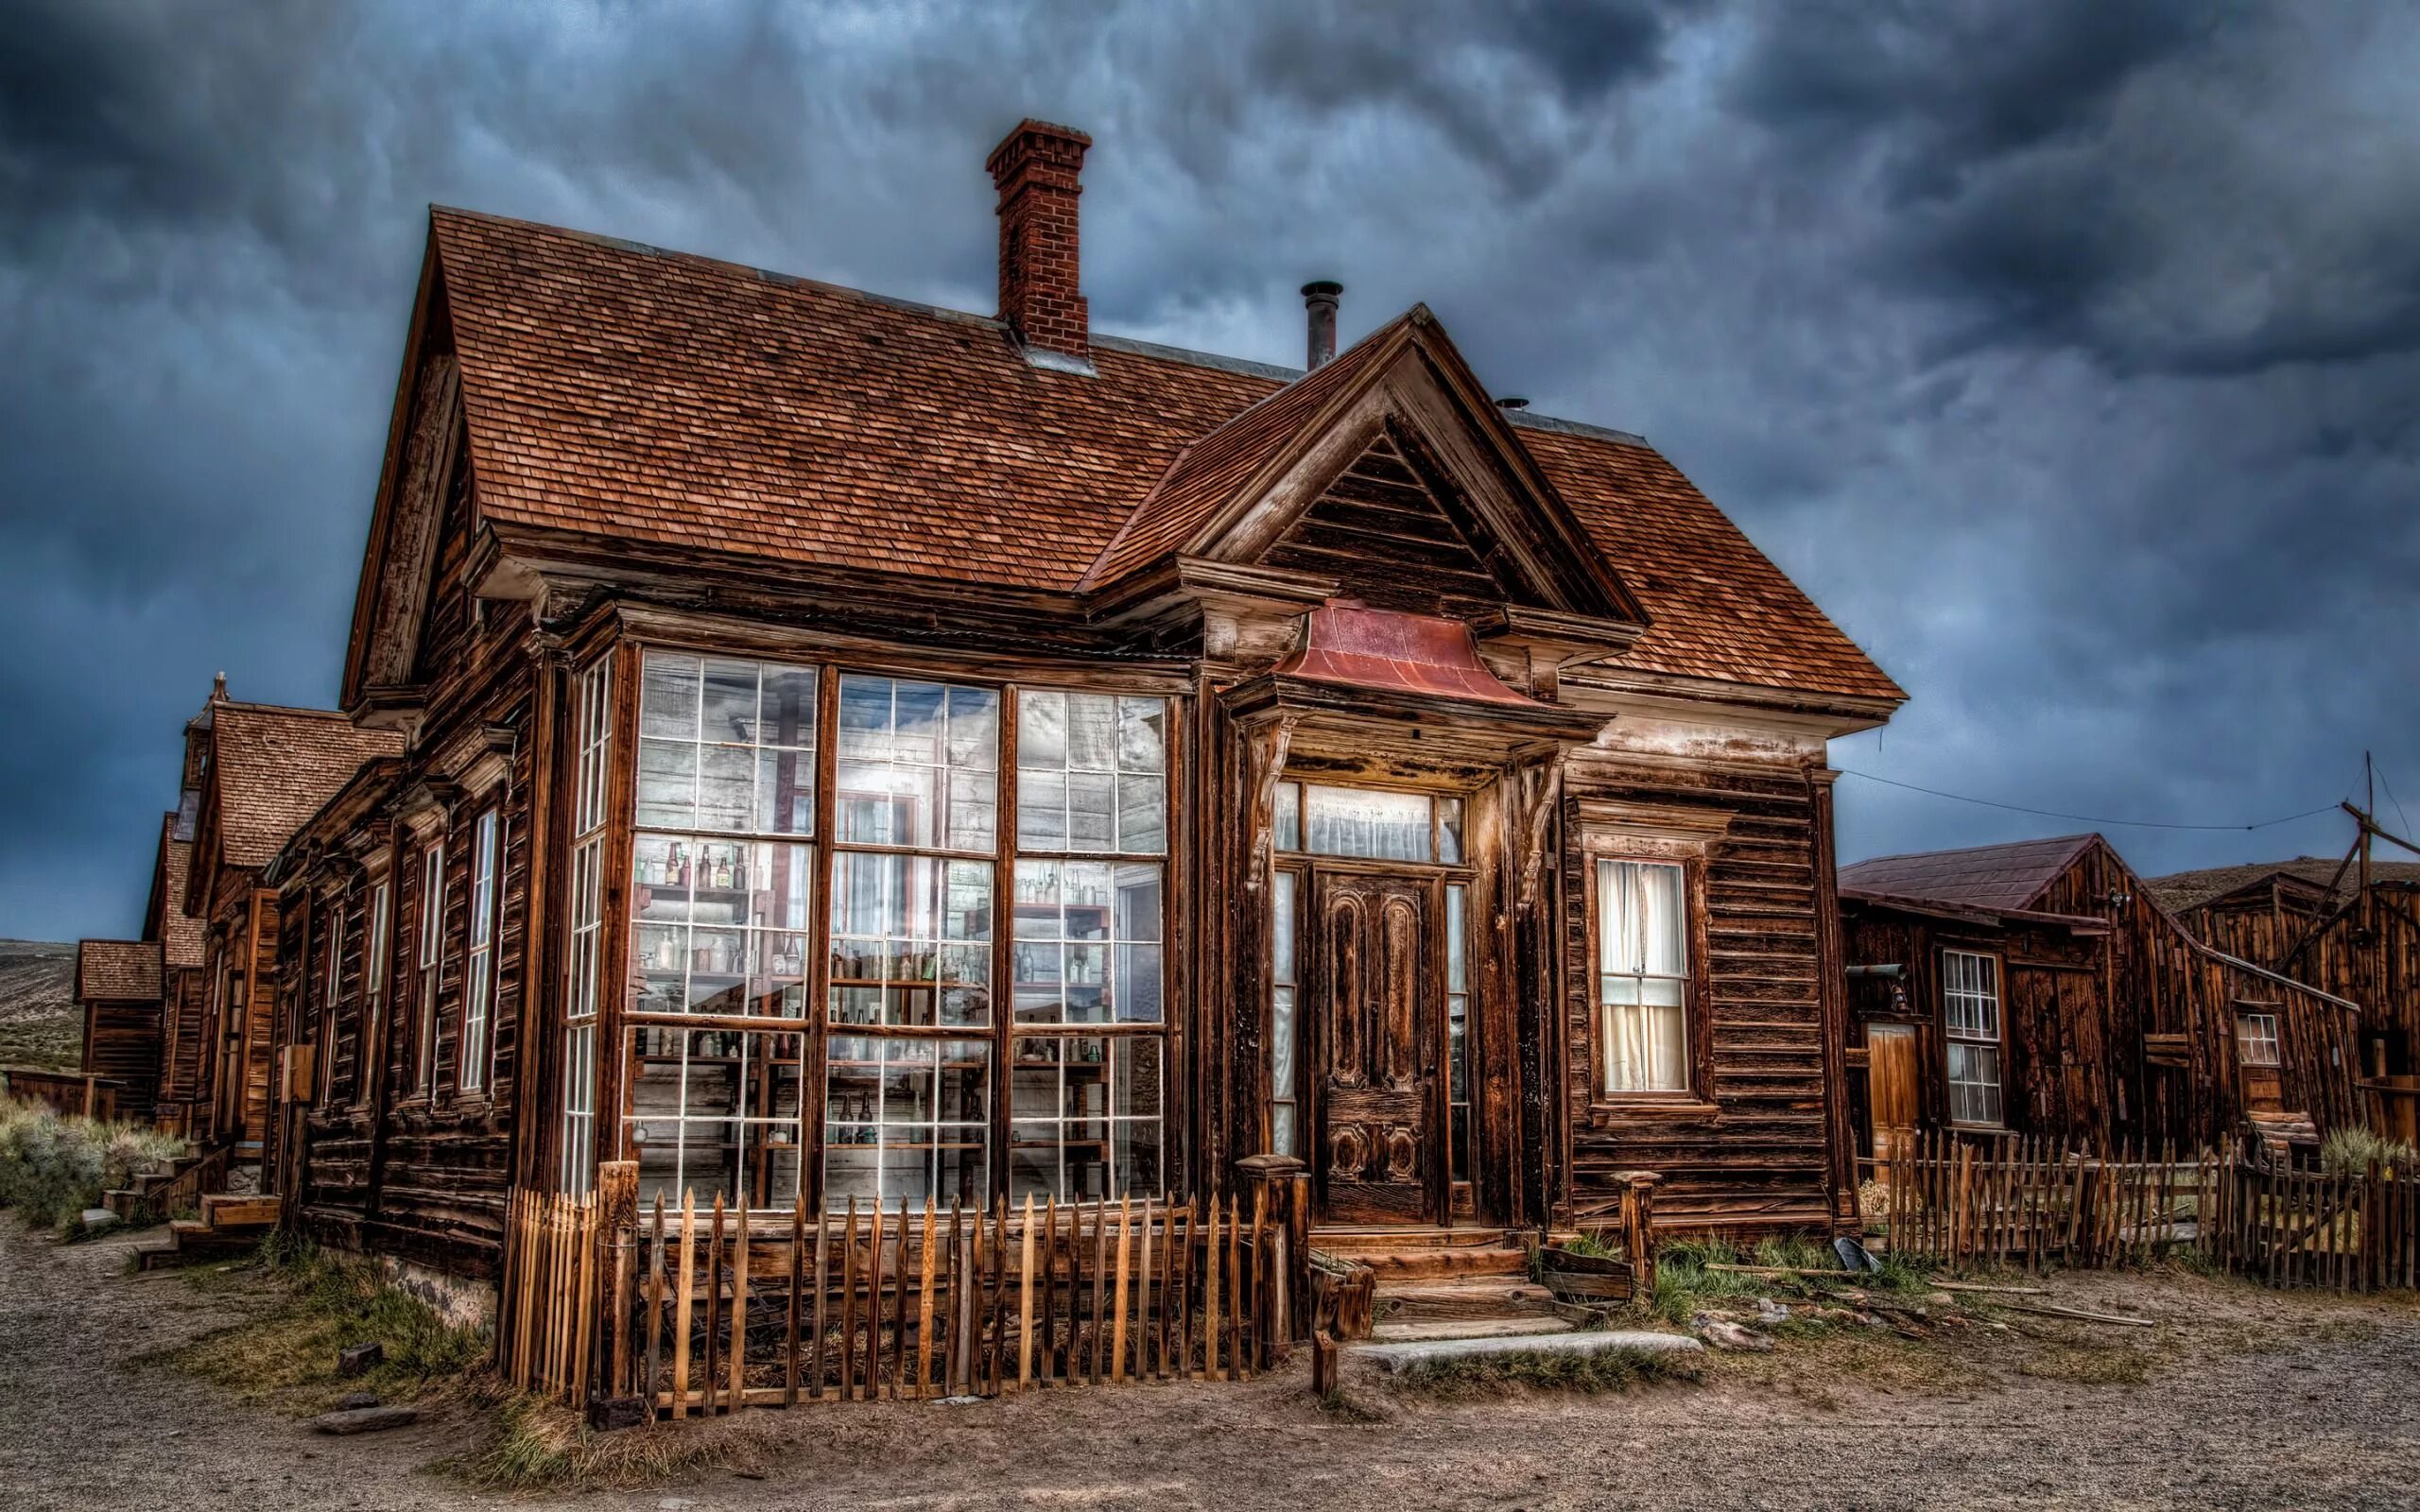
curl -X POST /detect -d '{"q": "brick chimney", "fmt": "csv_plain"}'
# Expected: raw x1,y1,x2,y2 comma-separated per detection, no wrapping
986,119,1092,364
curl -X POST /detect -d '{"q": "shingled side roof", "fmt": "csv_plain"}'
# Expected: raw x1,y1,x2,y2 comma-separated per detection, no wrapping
208,705,404,870
1839,834,2101,913
426,209,1901,706
2148,856,2420,914
77,939,161,1003
152,815,206,969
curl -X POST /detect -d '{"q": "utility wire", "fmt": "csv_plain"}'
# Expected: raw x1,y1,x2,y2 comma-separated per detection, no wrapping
2377,764,2413,842
1836,768,2342,833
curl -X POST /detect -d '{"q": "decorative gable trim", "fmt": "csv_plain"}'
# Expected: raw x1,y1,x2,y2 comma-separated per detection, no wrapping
1085,307,1649,630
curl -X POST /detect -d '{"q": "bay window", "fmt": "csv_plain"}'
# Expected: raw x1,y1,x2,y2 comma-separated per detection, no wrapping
1595,858,1689,1095
631,651,820,1209
562,655,611,1195
606,650,1176,1212
822,674,995,1211
1008,692,1167,1202
1943,949,2003,1126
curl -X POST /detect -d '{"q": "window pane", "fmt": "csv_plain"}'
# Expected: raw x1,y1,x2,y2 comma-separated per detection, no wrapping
833,674,994,852
1305,784,1431,862
1438,797,1464,865
1009,1034,1163,1201
1117,696,1166,774
640,652,700,740
827,852,993,1027
1274,782,1301,852
1009,859,1161,1024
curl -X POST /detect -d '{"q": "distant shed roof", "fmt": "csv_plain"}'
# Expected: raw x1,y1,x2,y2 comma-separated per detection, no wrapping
2148,855,2420,914
1838,834,2101,914
77,939,162,1003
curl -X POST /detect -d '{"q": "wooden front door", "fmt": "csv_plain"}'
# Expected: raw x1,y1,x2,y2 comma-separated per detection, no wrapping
1866,1022,1919,1161
1309,868,1441,1225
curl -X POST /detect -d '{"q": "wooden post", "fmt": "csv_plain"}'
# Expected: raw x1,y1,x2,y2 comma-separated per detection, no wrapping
1017,1194,1037,1389
644,1195,666,1414
810,1207,830,1400
1112,1194,1133,1382
1622,1170,1661,1298
786,1194,804,1407
840,1197,860,1400
671,1190,696,1418
727,1198,749,1410
917,1197,939,1399
598,1162,639,1405
702,1195,725,1416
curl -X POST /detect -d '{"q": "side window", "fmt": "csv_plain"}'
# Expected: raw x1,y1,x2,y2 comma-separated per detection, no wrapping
1942,949,2003,1126
2236,1010,2281,1068
417,841,446,1093
1594,858,1690,1095
460,811,501,1092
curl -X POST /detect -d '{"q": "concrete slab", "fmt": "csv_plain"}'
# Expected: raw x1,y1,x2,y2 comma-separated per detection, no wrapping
1370,1314,1573,1343
1353,1329,1703,1372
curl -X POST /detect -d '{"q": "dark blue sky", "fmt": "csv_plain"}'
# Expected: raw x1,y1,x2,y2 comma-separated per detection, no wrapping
4,0,2415,943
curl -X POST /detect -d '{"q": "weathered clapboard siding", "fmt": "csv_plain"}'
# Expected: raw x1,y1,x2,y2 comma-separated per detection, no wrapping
82,1003,164,1124
1558,753,1838,1237
2181,881,2420,1079
1844,836,2367,1160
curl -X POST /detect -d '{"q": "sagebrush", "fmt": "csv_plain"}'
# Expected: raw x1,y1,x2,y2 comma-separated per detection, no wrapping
0,1095,185,1230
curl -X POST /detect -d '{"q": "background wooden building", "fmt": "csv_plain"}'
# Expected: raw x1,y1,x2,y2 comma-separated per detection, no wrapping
2156,854,2420,1143
1841,834,2365,1160
181,682,401,1157
227,120,1906,1314
144,808,212,1137
72,938,164,1125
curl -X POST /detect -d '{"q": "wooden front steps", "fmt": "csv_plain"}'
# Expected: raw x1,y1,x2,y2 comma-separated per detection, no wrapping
132,1185,276,1270
1316,1227,1577,1345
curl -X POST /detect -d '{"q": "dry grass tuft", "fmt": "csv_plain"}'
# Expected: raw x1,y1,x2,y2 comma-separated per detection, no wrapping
447,1394,752,1492
1390,1345,1703,1400
147,1236,486,1414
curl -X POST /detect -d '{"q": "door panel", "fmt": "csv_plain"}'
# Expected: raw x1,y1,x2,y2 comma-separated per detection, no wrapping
1866,1022,1918,1162
1313,868,1438,1224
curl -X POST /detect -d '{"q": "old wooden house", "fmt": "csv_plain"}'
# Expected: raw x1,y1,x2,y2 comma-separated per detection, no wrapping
145,805,214,1138
2156,854,2420,1143
1840,834,2364,1161
72,938,164,1125
180,679,401,1158
256,119,1906,1322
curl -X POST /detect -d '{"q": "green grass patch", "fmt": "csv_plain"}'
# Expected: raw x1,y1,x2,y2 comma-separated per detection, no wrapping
0,1093,185,1230
149,1232,487,1414
1391,1344,1703,1399
1649,1235,1928,1328
444,1394,739,1493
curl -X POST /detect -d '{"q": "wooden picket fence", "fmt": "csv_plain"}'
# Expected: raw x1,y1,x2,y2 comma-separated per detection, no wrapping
2208,1154,2420,1292
501,1189,602,1404
568,1184,1293,1417
1871,1127,2420,1292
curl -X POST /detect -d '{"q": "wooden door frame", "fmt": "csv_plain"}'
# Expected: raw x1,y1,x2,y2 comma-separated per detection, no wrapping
1305,862,1453,1227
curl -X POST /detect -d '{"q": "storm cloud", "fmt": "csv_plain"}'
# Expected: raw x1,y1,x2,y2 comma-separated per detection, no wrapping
3,0,2415,941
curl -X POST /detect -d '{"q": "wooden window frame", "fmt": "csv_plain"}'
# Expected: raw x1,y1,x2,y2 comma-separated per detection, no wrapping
1574,800,1730,1119
2235,1008,2282,1069
359,873,390,1108
316,891,343,1107
562,653,613,1196
1940,947,2006,1129
459,808,501,1095
415,838,447,1097
1005,685,1173,1205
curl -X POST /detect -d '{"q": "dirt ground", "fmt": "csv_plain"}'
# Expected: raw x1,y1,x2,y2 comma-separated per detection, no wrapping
6,1214,2418,1512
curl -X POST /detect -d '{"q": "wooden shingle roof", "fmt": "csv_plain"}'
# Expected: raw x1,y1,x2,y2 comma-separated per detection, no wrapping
425,210,1901,706
207,704,404,870
2149,856,2420,913
152,816,206,970
1839,834,2101,913
77,939,161,1004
